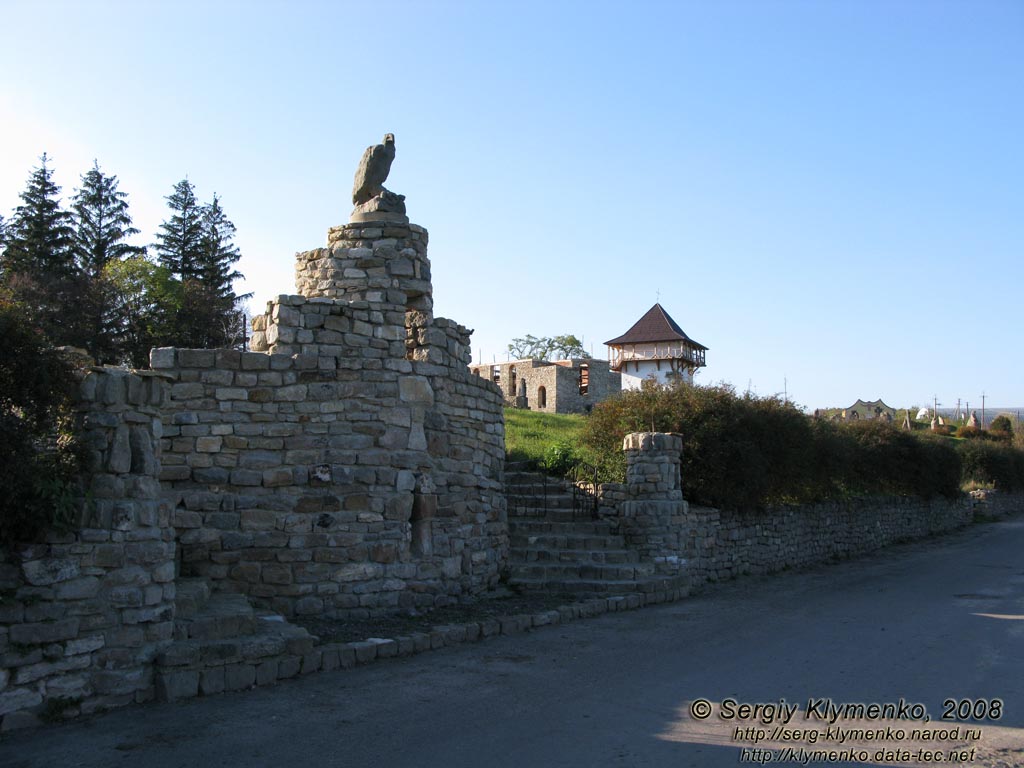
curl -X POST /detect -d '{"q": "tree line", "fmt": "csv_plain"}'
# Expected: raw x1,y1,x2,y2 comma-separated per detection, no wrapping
0,154,249,367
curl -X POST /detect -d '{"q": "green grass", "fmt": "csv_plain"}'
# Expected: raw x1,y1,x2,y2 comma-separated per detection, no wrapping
504,408,587,468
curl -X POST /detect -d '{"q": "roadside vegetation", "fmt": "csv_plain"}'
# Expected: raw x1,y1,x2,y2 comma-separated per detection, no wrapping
508,383,1024,512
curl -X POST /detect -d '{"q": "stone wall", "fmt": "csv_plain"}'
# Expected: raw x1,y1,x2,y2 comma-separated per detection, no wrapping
0,369,174,728
685,496,975,586
156,221,506,618
595,432,1015,589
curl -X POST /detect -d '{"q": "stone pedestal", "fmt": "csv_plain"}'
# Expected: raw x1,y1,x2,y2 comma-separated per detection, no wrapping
294,222,432,317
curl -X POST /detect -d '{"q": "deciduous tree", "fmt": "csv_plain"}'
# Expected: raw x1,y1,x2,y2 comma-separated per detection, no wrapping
507,333,589,361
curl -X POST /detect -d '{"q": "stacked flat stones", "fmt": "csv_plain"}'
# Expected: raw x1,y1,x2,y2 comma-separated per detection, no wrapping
294,222,431,311
156,219,506,622
0,369,174,727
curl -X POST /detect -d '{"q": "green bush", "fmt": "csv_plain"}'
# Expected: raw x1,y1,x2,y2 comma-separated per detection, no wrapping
990,415,1013,434
958,440,1024,492
844,420,960,499
989,415,1013,443
0,300,84,546
584,382,831,509
582,382,964,510
540,440,578,476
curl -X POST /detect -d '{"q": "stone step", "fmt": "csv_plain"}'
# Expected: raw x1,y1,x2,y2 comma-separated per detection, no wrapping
156,616,319,701
174,578,212,620
174,592,257,642
509,519,619,536
511,547,641,565
506,493,575,507
510,508,599,522
510,533,629,550
510,561,656,582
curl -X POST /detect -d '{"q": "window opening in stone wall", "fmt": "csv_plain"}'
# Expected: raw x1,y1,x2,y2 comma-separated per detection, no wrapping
510,366,517,397
492,365,501,386
579,364,589,396
538,385,547,409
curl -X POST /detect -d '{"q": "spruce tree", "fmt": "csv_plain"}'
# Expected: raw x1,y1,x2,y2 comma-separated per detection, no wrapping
198,194,243,300
3,154,77,280
198,194,250,348
154,179,204,281
72,162,146,362
72,161,145,278
154,181,249,349
1,154,85,346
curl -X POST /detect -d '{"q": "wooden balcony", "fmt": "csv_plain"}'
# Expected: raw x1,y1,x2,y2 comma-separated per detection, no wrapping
608,343,706,373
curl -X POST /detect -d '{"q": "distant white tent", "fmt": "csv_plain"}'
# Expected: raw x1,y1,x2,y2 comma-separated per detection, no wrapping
916,407,930,419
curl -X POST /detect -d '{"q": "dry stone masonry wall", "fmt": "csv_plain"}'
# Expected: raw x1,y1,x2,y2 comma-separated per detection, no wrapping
157,220,506,619
685,496,974,585
0,369,174,727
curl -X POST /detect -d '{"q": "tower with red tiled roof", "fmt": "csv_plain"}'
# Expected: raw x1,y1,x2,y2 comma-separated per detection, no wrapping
604,304,707,390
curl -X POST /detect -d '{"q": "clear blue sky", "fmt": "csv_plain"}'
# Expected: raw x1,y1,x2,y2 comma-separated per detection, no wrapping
2,0,1021,412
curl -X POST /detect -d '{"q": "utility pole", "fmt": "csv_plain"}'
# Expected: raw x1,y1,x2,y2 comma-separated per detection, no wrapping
956,398,961,421
981,392,987,430
784,377,788,404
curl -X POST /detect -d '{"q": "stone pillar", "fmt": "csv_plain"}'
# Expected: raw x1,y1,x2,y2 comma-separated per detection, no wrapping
618,432,686,575
624,432,683,500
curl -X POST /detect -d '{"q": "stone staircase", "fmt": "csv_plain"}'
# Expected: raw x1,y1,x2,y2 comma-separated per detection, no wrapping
506,467,684,595
155,579,318,701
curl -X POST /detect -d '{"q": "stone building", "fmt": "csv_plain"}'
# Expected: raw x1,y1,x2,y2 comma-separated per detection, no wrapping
816,399,896,422
605,303,707,389
469,358,621,414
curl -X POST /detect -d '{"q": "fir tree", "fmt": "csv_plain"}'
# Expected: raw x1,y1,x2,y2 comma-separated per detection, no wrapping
197,193,250,348
198,194,244,301
154,178,204,281
3,153,77,280
1,154,86,346
154,181,249,349
72,162,146,362
72,161,145,278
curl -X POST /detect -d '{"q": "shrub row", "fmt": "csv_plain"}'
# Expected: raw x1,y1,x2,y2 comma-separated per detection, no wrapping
581,383,1007,511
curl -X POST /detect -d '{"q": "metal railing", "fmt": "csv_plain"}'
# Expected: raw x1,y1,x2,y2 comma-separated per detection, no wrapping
567,461,600,519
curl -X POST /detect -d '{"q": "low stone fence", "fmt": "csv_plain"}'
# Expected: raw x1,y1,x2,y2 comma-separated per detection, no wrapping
686,495,978,586
594,432,1024,589
0,369,174,728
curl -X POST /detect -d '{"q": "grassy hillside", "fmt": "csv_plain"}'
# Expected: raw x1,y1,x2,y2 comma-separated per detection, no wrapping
504,408,588,469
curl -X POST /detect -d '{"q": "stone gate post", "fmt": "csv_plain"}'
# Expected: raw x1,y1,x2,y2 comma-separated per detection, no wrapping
618,432,687,574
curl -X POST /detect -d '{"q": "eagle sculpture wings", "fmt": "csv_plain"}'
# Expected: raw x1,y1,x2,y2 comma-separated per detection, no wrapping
352,133,396,205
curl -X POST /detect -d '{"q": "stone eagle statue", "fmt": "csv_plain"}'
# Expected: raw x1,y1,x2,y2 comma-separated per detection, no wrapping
352,133,397,205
